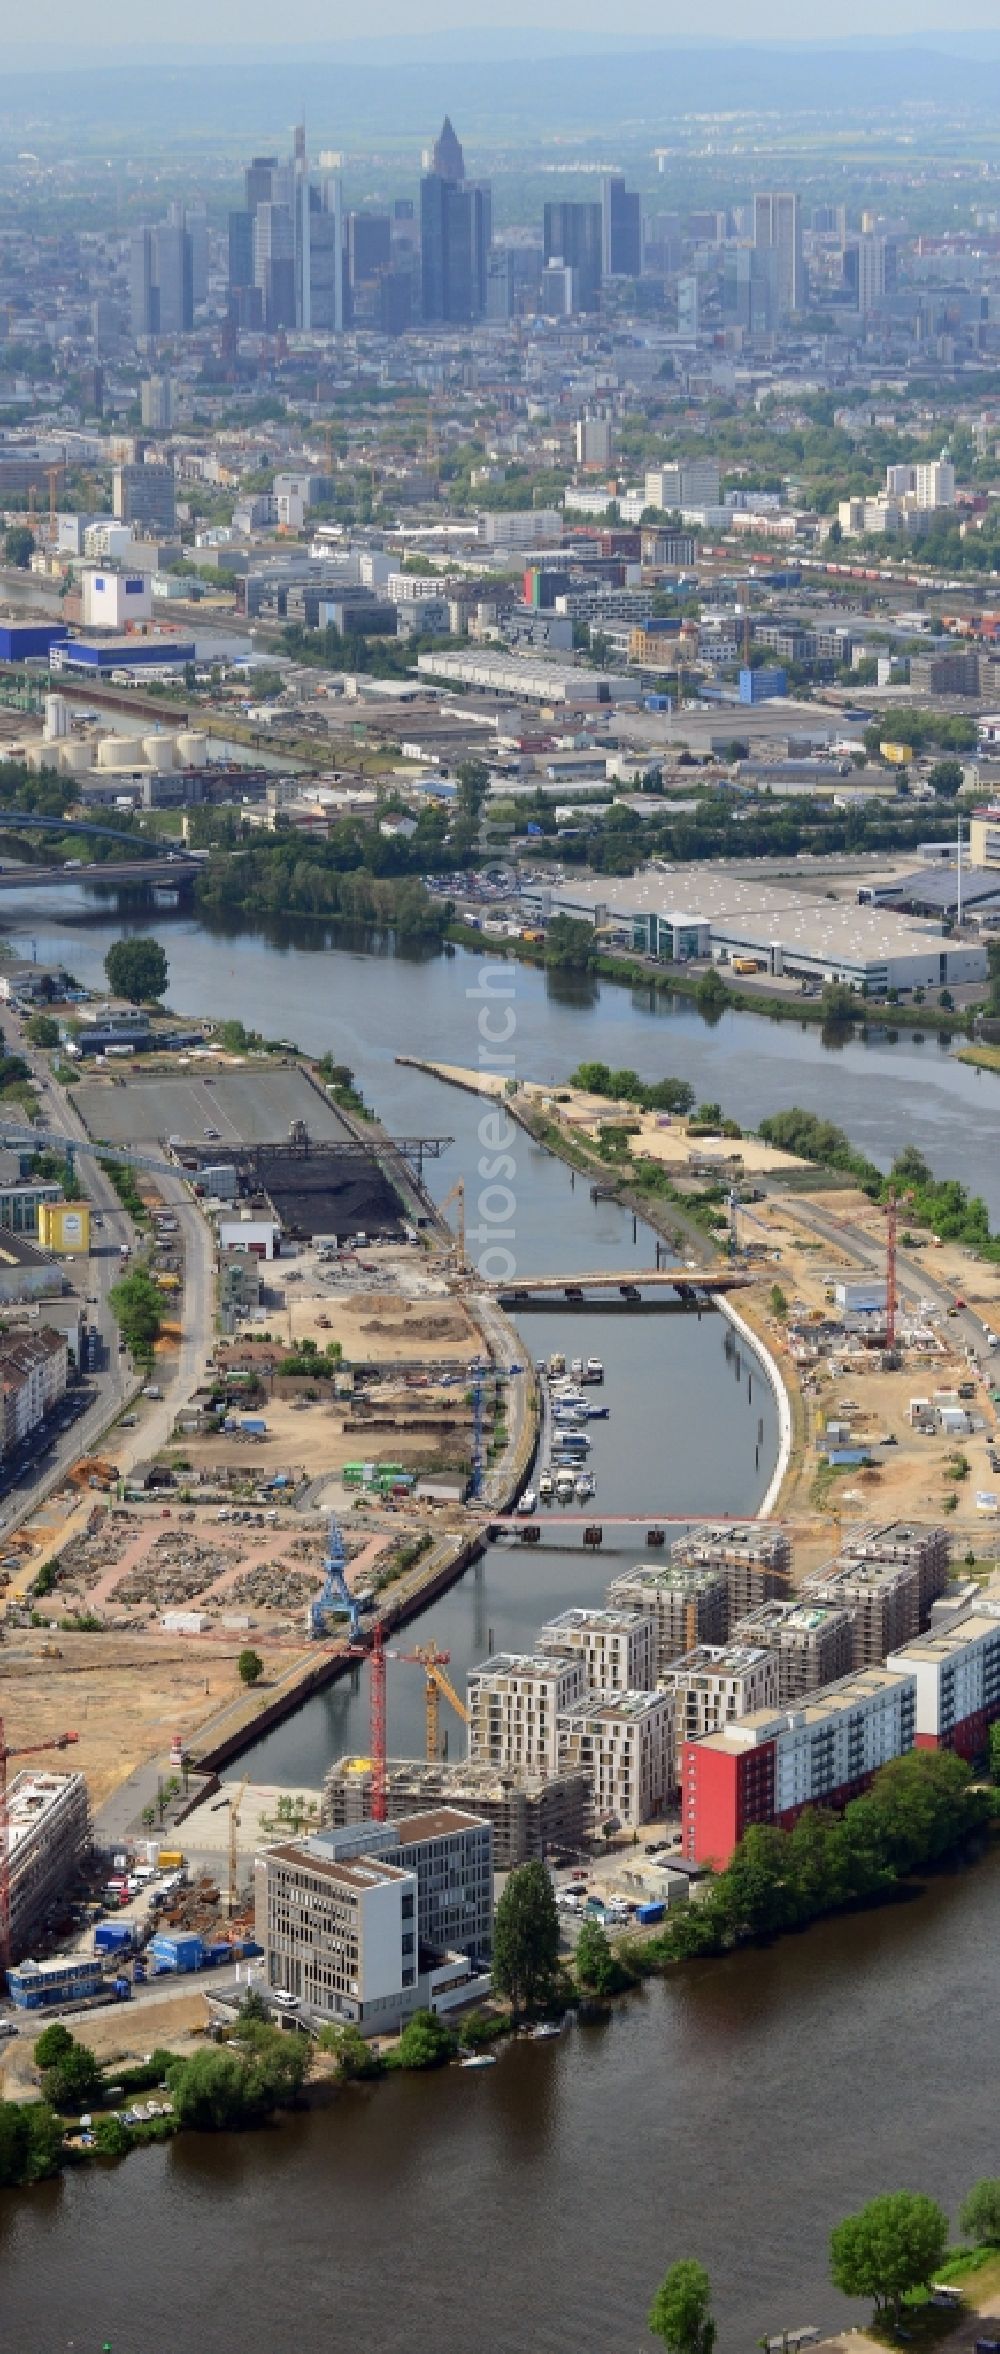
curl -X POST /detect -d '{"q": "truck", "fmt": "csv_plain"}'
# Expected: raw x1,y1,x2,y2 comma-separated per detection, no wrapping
157,1848,185,1870
732,957,764,976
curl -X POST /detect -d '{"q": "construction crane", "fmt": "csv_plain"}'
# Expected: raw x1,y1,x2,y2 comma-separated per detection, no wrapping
439,1176,466,1267
310,1511,370,1642
389,1640,468,1762
46,465,60,545
211,1773,250,1917
0,1720,79,1972
885,1184,897,1350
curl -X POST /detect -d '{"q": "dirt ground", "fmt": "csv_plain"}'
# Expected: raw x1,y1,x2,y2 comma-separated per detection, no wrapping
0,1635,252,1805
0,1987,214,2100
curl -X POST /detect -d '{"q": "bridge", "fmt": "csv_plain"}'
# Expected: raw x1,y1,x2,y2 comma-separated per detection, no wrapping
495,1267,749,1306
0,856,201,891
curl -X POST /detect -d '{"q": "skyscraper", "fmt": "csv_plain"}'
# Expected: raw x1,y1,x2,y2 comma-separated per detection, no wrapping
753,191,805,319
542,201,602,312
420,118,490,324
232,133,344,333
129,213,194,337
602,176,641,278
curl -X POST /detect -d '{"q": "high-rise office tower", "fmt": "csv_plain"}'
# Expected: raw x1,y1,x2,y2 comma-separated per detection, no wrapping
348,211,392,291
228,210,255,293
234,134,344,332
753,190,805,319
420,118,490,323
542,201,602,312
130,214,194,337
254,202,296,330
602,175,641,277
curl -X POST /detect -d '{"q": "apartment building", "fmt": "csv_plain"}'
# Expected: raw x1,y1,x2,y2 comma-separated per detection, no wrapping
886,1606,1000,1757
664,1642,778,1746
841,1522,951,1626
733,1599,856,1703
669,1522,793,1621
537,1605,656,1692
682,1667,916,1867
605,1562,730,1674
807,1553,934,1667
467,1652,587,1776
323,1754,591,1867
8,1770,90,1964
557,1689,674,1829
0,1326,68,1454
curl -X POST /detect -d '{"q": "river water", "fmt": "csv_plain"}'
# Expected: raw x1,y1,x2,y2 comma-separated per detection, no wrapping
2,893,999,2352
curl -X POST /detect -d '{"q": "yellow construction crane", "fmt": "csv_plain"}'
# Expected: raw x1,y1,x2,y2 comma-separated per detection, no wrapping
394,1642,468,1761
439,1176,465,1267
46,465,60,544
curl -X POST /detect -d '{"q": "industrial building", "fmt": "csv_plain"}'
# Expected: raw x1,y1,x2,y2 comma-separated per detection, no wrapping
415,649,642,706
682,1667,916,1867
7,1770,91,1963
527,867,988,996
537,1605,656,1691
254,1807,494,2035
49,635,196,676
557,1689,675,1828
663,1641,779,1746
605,1561,731,1673
322,1755,591,1866
732,1599,856,1703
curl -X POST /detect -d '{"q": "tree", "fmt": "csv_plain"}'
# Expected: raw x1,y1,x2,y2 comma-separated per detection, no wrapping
769,1285,788,1320
695,968,727,1013
820,980,858,1023
109,1268,163,1360
104,936,169,1004
989,1721,1000,1786
648,2261,716,2354
167,2047,250,2130
33,2021,75,2069
456,759,490,825
4,525,35,569
575,1917,619,1994
928,759,964,799
829,2191,948,2319
26,1013,59,1048
318,2021,383,2080
238,1648,264,1686
960,2179,1000,2247
544,915,597,973
94,2113,132,2158
41,2039,101,2112
492,1859,560,2014
394,2008,457,2070
0,2100,31,2186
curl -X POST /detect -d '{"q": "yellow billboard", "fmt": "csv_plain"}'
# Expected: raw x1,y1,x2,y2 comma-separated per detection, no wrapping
38,1202,91,1256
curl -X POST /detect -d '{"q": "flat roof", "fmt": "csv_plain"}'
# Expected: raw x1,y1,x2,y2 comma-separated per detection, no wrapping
559,1688,669,1724
887,1607,1000,1666
692,1665,913,1752
267,1841,410,1890
391,1807,490,1843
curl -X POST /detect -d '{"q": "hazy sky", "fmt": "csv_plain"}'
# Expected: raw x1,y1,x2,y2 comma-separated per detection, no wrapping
6,5,1000,57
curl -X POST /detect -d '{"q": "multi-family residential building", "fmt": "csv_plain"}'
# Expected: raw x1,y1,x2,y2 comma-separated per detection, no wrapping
681,1667,916,1867
8,1771,90,1964
605,1562,730,1674
806,1525,950,1667
0,1327,68,1454
668,1522,792,1622
536,1605,656,1692
886,1606,1000,1757
732,1599,857,1703
323,1754,591,1867
467,1652,587,1776
557,1689,674,1828
664,1642,779,1746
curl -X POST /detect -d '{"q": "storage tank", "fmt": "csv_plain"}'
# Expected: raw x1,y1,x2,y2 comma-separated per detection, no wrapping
144,733,176,771
96,736,139,770
59,738,94,774
24,744,47,772
176,731,208,767
43,693,69,741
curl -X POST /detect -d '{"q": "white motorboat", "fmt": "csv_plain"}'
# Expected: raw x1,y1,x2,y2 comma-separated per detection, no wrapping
538,1471,553,1500
574,1472,595,1500
584,1357,604,1383
516,1488,536,1515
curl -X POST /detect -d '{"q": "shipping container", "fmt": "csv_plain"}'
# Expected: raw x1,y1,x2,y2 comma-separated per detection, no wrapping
635,1901,666,1925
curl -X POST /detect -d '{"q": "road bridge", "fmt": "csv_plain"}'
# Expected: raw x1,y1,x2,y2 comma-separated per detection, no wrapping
496,1267,748,1304
0,856,201,890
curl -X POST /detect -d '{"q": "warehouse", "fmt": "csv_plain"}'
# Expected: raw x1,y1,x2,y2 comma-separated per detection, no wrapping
531,866,987,995
50,635,195,676
0,621,69,663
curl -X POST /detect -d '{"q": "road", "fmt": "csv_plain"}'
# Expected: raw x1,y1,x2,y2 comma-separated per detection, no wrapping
776,1188,993,1364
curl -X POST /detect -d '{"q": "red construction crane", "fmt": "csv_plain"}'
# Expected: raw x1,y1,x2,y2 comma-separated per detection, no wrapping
886,1185,897,1351
369,1624,387,1822
0,1719,79,1973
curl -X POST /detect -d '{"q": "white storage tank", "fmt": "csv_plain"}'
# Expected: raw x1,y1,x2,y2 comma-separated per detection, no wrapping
96,736,139,770
59,739,94,775
176,732,208,767
43,694,69,741
144,734,176,772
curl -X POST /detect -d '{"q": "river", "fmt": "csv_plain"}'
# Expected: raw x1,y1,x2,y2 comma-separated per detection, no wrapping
1,893,998,2352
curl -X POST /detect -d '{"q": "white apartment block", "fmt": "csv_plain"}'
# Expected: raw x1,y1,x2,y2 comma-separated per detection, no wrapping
886,1606,1000,1753
477,510,563,548
557,1689,675,1828
605,1562,730,1675
644,460,720,512
664,1642,779,1745
537,1606,656,1692
467,1652,586,1776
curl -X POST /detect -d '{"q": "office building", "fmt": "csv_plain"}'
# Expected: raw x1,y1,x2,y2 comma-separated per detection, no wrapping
233,135,343,333
644,460,720,511
576,416,613,468
254,1807,494,2035
228,209,255,295
605,1562,731,1674
140,375,173,433
733,1600,856,1704
130,212,195,337
557,1689,675,1828
664,1642,779,1746
682,1668,916,1867
537,1605,656,1692
467,1651,587,1776
420,116,491,324
542,201,602,312
113,461,176,534
602,175,642,277
254,201,296,330
348,210,392,292
753,190,804,318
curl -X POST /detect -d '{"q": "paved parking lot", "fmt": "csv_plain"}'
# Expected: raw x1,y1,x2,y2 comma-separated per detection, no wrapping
75,1067,353,1148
